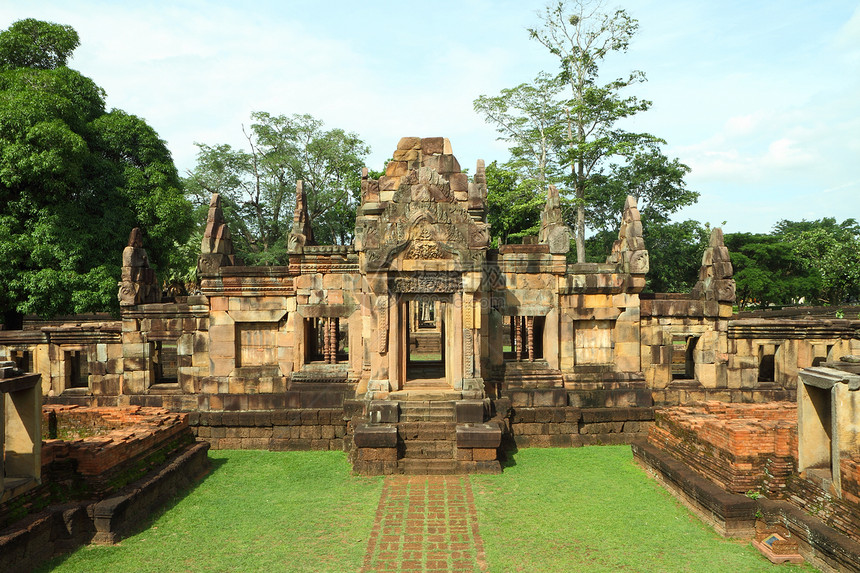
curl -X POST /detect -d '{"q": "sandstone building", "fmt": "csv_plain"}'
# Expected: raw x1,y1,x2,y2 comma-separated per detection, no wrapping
1,137,858,476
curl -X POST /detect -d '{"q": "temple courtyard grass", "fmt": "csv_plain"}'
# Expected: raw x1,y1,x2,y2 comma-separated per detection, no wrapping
40,447,815,572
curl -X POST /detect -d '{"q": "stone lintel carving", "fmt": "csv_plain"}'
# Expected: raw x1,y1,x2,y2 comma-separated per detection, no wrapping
391,274,462,294
118,227,160,306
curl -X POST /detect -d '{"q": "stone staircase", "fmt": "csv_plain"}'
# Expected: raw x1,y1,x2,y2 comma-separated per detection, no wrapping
351,395,503,475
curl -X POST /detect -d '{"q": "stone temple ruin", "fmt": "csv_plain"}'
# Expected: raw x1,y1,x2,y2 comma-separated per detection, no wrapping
2,137,860,569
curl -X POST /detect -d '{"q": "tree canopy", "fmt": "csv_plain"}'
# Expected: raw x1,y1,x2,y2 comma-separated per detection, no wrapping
476,0,697,262
0,19,192,325
184,112,369,265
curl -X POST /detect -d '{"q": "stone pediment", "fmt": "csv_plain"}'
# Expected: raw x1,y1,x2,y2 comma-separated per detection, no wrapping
355,137,489,273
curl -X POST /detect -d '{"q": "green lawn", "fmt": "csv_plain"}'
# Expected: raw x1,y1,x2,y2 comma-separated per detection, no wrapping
471,446,816,573
39,451,383,573
40,447,817,572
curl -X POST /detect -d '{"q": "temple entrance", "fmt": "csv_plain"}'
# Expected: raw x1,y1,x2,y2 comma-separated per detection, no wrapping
404,297,447,388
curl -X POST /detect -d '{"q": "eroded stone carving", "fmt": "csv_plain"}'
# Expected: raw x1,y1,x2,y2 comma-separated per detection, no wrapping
118,228,159,306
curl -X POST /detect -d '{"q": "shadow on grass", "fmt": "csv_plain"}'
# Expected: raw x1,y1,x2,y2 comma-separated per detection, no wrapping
500,445,519,469
35,452,229,572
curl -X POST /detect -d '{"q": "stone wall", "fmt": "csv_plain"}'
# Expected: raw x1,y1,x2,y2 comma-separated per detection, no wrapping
189,407,349,451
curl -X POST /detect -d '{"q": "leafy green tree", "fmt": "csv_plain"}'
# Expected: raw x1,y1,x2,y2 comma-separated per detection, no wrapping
642,220,710,293
478,0,696,261
778,218,860,304
724,233,819,310
0,19,192,326
474,72,566,195
484,161,546,246
0,18,79,70
185,112,369,264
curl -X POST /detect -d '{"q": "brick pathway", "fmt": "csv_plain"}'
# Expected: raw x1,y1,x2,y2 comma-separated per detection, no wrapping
360,476,488,573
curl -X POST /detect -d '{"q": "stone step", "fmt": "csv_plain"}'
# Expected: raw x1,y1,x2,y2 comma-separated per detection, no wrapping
400,459,458,475
398,401,456,422
398,421,457,440
402,440,455,459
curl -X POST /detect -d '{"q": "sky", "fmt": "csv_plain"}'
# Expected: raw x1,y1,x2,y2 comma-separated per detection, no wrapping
1,0,858,234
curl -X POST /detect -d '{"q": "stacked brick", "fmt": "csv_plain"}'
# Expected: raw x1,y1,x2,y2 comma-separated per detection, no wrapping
648,401,797,497
41,405,192,494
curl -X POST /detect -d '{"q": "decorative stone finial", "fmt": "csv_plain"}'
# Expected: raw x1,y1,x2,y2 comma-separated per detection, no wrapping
197,193,236,274
118,227,160,306
691,227,735,309
288,180,314,253
538,185,571,254
606,195,648,277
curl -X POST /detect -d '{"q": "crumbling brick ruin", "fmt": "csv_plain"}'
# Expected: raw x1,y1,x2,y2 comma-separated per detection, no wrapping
2,136,860,566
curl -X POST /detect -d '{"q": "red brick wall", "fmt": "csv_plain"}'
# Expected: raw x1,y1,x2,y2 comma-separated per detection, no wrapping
648,401,797,497
42,405,189,476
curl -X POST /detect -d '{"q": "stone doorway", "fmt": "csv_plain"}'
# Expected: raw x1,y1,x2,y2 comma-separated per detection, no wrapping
404,297,448,388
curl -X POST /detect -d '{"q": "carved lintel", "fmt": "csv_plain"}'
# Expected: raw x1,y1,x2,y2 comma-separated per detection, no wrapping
391,274,461,294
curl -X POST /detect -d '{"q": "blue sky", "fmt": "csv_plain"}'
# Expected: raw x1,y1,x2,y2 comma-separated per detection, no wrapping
2,0,858,233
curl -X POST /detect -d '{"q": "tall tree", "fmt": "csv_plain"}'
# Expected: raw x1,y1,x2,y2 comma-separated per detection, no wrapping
477,0,695,259
0,19,192,325
474,72,566,194
532,0,698,261
185,112,369,264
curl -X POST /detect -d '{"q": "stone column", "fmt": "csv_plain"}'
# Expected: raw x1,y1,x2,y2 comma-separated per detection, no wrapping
515,316,523,362
526,316,535,362
388,297,401,391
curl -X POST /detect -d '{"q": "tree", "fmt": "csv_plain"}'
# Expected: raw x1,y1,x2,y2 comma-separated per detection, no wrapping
777,218,860,304
474,72,566,194
641,220,710,293
484,161,546,246
724,233,819,310
477,0,695,261
0,19,192,325
184,112,369,265
0,19,79,70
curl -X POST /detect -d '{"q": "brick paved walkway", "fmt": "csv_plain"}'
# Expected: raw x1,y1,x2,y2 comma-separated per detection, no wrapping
360,476,488,573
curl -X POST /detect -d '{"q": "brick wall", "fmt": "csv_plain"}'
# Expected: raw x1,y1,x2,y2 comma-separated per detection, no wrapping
648,401,797,497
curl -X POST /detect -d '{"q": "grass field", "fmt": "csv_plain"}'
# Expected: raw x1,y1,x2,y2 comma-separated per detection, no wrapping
39,447,817,572
471,446,815,573
39,451,383,573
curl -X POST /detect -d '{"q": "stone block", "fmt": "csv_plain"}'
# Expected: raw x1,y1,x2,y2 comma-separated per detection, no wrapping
398,136,421,150
369,400,399,424
393,148,418,161
421,137,444,155
449,172,468,192
353,423,398,448
378,176,401,192
385,161,408,177
455,400,485,423
456,423,502,448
